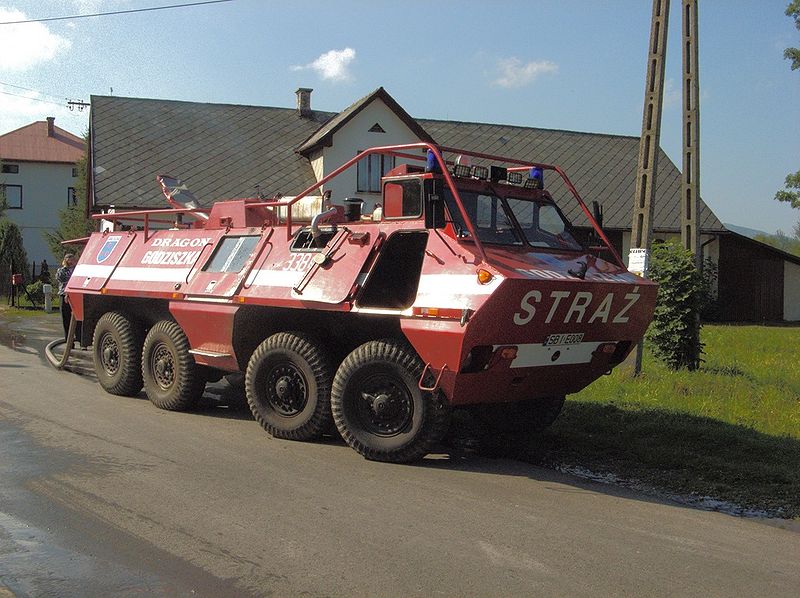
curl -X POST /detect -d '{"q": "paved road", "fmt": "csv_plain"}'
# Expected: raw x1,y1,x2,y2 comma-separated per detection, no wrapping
1,312,798,597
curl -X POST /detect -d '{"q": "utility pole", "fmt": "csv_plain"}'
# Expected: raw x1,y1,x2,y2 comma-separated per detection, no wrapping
682,0,701,268
631,0,670,375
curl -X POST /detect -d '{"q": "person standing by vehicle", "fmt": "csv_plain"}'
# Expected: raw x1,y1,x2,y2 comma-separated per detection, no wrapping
56,253,82,345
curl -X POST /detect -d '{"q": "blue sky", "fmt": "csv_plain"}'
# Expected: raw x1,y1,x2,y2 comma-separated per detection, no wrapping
1,0,799,234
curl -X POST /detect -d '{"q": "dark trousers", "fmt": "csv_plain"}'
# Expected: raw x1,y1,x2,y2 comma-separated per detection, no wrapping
60,296,83,344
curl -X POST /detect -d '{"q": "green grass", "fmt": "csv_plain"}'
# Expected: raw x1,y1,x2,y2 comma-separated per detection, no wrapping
532,324,800,518
572,325,800,438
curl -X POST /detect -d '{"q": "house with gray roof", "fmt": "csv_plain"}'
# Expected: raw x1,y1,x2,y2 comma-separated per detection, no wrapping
87,87,800,322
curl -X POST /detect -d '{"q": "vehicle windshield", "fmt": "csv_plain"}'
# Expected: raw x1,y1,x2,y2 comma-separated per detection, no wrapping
443,189,583,251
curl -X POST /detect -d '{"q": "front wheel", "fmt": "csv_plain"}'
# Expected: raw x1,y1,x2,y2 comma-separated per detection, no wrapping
331,340,450,463
142,320,205,411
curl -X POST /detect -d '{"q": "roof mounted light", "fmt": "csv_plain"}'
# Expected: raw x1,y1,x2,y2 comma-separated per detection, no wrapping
524,167,544,189
506,171,524,185
453,155,472,177
453,164,471,178
425,149,441,173
471,165,489,180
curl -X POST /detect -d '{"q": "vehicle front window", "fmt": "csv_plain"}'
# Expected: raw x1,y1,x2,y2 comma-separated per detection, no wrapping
444,189,582,251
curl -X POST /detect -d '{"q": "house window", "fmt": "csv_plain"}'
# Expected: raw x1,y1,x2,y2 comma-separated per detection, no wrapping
68,187,77,207
72,166,79,177
2,164,19,174
1,184,22,209
357,152,394,193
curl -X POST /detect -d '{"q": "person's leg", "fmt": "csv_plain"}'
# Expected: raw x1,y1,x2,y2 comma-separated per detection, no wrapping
60,297,72,340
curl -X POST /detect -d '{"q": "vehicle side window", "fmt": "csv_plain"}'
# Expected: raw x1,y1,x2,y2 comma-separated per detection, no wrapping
203,236,259,272
383,179,422,219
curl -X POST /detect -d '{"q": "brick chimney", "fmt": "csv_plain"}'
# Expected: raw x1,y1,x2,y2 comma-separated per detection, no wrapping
295,88,313,117
46,116,55,137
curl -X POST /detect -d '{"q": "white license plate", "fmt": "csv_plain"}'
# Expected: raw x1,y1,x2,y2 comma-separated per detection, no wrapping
544,333,584,346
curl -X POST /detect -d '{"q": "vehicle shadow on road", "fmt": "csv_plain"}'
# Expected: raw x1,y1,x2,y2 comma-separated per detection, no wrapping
422,402,800,520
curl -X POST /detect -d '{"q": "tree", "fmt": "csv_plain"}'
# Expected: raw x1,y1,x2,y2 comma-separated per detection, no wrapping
0,218,30,293
785,1,800,70
44,142,95,258
753,228,800,257
776,2,800,209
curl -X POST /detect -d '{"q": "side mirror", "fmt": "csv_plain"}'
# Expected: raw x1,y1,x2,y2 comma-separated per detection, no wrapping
424,179,445,229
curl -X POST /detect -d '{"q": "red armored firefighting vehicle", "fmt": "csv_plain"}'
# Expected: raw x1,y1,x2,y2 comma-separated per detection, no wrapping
54,143,657,462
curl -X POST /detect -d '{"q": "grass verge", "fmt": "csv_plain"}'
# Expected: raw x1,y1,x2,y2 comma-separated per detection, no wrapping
527,324,800,518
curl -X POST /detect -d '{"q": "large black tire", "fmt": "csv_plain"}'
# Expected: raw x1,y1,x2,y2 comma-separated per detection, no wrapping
245,332,333,440
472,396,566,434
92,311,143,396
141,320,205,411
331,340,451,463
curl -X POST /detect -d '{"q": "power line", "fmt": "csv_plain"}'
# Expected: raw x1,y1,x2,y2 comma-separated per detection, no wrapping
0,0,233,25
0,89,65,107
0,80,65,102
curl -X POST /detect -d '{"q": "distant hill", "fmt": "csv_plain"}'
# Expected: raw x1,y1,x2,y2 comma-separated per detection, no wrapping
724,223,771,239
725,223,800,258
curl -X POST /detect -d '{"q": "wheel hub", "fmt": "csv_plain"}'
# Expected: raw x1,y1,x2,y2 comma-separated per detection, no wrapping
152,344,175,389
266,363,307,416
100,334,119,374
156,357,170,377
274,375,292,400
356,375,413,437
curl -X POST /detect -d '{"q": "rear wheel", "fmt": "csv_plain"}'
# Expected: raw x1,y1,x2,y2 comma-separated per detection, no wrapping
331,340,450,463
92,311,143,396
142,320,205,411
245,332,333,440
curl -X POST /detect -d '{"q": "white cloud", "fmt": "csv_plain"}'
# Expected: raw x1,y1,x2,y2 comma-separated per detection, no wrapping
0,8,72,72
292,48,356,82
492,57,558,89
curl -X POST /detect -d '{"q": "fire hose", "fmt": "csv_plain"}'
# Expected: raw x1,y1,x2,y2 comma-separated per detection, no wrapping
45,314,78,369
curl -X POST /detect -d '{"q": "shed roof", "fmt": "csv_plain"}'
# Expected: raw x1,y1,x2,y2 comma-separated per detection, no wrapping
0,120,84,164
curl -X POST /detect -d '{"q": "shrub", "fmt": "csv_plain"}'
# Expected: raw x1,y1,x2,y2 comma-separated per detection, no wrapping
25,280,45,305
646,241,704,370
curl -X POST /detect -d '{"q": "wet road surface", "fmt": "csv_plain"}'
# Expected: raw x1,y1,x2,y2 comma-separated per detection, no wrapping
1,310,799,596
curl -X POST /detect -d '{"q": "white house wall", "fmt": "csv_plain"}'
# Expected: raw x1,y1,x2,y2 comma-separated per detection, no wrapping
320,99,423,215
3,161,77,265
784,260,800,321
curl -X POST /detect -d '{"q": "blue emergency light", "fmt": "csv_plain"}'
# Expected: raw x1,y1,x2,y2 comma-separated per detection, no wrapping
525,167,544,189
425,149,441,173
